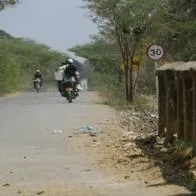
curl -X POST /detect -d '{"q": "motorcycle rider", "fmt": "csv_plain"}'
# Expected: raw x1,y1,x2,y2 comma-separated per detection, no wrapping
56,58,82,96
63,58,82,91
33,69,43,89
56,62,67,95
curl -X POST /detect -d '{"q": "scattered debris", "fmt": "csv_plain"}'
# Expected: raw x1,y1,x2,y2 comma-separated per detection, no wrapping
81,169,91,172
2,183,10,187
89,133,97,137
52,129,63,134
36,191,45,195
9,171,14,174
160,147,168,153
93,142,101,146
80,125,95,132
156,136,165,145
17,190,22,194
79,125,101,138
120,106,158,139
182,147,194,158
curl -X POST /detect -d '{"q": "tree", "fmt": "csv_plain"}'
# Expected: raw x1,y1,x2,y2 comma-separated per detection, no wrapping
164,0,196,61
144,0,196,61
0,0,20,10
83,0,162,102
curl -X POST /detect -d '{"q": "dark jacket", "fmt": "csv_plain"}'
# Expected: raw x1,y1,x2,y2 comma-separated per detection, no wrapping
34,72,43,79
64,64,77,78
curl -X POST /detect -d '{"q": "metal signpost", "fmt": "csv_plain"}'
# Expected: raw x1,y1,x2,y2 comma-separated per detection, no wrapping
147,44,165,98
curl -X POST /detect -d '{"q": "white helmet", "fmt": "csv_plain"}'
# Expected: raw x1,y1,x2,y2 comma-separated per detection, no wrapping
36,69,40,72
67,58,73,64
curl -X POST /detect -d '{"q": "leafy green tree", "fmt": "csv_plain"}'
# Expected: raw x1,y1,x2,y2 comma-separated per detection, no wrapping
71,0,194,103
164,0,196,61
83,0,163,102
0,0,20,10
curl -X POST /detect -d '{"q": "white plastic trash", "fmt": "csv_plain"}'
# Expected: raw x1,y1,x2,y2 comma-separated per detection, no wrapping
52,129,63,134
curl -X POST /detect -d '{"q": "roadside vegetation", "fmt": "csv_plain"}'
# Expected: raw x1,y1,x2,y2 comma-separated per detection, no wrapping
0,30,65,95
70,0,196,192
70,0,196,105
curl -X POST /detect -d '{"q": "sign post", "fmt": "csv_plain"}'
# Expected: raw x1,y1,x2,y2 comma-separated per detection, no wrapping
147,44,165,98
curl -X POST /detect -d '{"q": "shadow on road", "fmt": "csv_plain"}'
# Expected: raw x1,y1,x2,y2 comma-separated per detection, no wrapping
134,136,196,195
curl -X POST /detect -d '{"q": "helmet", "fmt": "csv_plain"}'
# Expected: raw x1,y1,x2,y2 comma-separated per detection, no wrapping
36,69,40,72
67,58,73,65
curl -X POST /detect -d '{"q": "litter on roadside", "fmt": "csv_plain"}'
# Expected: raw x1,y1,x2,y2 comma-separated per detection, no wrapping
52,129,63,134
79,125,96,132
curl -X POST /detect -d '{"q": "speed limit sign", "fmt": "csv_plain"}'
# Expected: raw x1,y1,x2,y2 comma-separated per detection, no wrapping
147,44,164,61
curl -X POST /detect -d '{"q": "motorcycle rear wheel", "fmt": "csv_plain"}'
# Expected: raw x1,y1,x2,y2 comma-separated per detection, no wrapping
35,83,40,93
67,91,72,103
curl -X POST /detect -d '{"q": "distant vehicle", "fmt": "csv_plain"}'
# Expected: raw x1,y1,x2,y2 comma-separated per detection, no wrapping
33,78,41,93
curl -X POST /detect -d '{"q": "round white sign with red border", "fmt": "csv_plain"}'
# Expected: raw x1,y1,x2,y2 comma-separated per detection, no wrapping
147,44,164,61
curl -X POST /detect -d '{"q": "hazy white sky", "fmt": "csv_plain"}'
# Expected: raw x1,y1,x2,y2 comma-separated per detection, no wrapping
0,0,98,52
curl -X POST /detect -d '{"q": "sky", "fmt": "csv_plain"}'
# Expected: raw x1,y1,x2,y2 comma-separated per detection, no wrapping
0,0,98,52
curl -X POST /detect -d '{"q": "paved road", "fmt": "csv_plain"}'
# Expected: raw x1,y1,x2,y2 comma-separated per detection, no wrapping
0,91,165,196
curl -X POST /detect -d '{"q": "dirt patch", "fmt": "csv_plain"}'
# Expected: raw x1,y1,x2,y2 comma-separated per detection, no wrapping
69,106,194,195
0,92,20,100
1,183,107,196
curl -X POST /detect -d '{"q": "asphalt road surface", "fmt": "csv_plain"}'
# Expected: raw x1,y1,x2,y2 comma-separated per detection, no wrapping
0,91,171,196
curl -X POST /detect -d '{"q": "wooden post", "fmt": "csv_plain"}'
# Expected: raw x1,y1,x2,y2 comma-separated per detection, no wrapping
158,71,166,135
171,70,177,134
177,72,184,140
193,74,196,142
190,70,196,142
182,74,188,141
176,71,180,137
165,70,176,135
164,71,169,134
187,77,193,142
183,71,193,142
175,71,179,135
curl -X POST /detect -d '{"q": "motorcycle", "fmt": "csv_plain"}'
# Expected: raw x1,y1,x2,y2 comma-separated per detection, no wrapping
63,76,79,103
33,78,41,93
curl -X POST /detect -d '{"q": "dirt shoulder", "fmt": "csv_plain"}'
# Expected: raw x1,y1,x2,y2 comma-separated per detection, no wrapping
0,92,20,100
68,92,193,196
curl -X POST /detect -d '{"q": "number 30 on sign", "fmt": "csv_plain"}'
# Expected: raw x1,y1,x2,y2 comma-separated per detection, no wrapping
147,44,164,61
